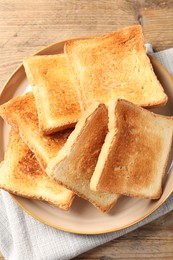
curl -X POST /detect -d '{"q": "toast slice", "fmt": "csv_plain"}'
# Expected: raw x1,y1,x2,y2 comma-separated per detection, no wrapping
90,99,173,199
0,130,74,209
46,102,119,212
23,54,81,135
0,93,72,170
65,25,167,111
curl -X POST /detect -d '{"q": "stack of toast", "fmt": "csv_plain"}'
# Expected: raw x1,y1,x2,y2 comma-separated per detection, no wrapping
0,25,173,213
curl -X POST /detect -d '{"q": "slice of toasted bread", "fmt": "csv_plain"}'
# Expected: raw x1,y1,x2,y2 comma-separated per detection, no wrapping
23,54,81,135
90,99,173,199
65,25,167,111
0,93,72,169
46,102,119,212
0,130,74,209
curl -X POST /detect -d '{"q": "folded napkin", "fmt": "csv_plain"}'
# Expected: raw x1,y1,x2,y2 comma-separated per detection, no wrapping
1,47,173,260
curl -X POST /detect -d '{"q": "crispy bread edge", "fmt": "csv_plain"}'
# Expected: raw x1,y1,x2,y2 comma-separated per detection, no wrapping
90,99,117,192
0,186,75,210
46,102,119,212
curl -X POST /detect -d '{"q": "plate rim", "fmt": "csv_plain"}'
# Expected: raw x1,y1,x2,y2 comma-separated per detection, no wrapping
1,37,173,235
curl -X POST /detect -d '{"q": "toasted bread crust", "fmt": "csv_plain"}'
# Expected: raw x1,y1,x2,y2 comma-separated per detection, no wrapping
90,99,173,199
65,25,167,110
0,130,74,209
0,93,72,170
23,54,81,135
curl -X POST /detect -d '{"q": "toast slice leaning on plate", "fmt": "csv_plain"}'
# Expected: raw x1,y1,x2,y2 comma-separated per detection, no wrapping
47,102,119,213
90,99,173,199
23,54,81,135
0,93,72,170
65,25,167,111
0,130,74,209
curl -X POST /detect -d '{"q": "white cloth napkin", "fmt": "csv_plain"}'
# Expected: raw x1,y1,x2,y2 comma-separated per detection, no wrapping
0,48,173,260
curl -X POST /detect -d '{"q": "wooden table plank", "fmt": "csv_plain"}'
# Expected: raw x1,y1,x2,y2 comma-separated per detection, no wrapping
0,1,173,259
0,0,173,90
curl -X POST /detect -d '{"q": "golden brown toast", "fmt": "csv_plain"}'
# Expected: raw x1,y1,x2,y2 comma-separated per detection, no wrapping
65,25,167,111
47,102,119,212
0,130,74,209
90,99,173,199
0,93,72,169
23,54,81,135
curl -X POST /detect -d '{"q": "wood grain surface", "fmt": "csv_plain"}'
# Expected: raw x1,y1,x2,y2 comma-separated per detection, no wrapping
0,0,173,259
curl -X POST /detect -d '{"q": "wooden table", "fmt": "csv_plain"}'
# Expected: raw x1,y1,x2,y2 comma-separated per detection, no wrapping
0,0,173,259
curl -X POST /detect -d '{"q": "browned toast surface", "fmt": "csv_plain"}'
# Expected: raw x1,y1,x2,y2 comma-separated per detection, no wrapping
0,93,72,169
90,99,173,199
65,25,167,111
0,130,74,209
23,54,81,134
47,102,119,212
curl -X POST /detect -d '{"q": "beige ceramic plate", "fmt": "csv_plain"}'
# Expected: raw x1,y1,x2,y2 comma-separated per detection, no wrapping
1,38,173,234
